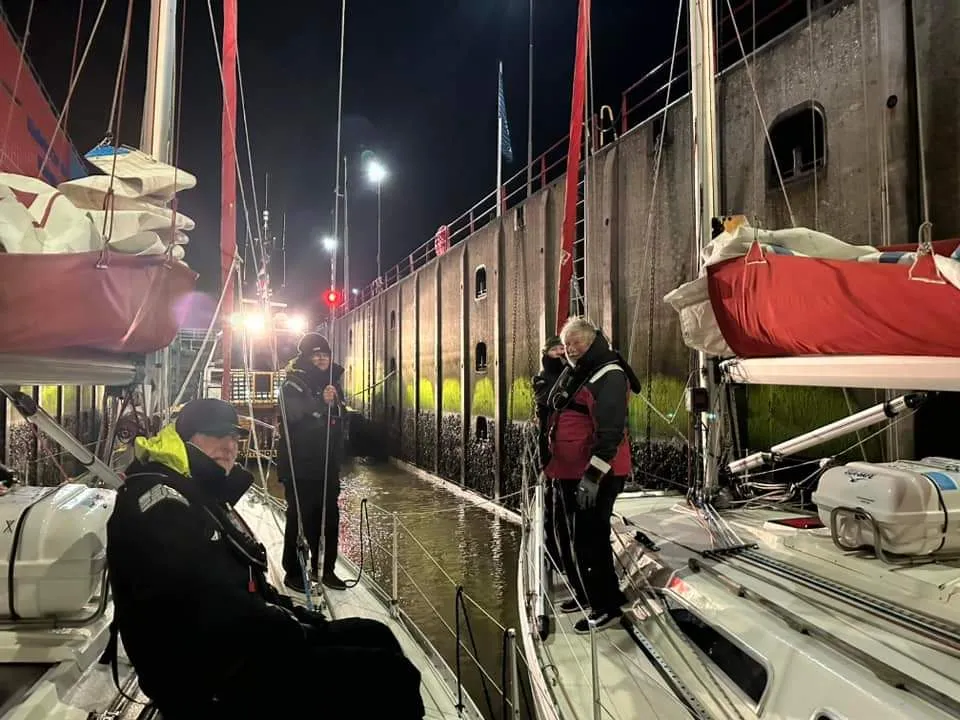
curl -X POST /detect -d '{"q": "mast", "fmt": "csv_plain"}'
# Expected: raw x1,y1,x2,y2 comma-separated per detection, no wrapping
219,0,238,401
687,0,721,493
555,0,590,334
140,0,177,418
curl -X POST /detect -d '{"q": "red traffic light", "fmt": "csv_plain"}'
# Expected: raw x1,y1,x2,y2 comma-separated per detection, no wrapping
324,288,343,308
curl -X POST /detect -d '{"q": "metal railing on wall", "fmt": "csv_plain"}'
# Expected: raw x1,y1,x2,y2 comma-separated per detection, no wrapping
341,0,810,313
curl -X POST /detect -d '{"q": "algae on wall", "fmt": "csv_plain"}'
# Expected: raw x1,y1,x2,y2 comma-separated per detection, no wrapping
745,385,884,461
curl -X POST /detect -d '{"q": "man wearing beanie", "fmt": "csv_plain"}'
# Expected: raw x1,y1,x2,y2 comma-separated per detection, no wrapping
105,398,426,717
277,332,348,592
532,335,565,572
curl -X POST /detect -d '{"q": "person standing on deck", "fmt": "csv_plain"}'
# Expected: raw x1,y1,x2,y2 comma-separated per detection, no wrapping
545,317,641,633
532,335,565,571
277,332,348,592
105,398,425,718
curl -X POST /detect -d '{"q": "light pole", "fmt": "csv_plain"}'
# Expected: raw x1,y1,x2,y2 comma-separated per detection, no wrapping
322,235,337,289
366,159,388,280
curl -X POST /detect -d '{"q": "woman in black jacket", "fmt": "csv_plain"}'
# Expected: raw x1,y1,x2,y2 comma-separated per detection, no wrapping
532,336,565,571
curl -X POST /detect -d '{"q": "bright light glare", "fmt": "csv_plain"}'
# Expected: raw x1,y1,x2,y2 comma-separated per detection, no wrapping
367,159,388,185
322,236,337,253
351,288,359,296
228,312,242,327
243,313,265,334
288,314,308,333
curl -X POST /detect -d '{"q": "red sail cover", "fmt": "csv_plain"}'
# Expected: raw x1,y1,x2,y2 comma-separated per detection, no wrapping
0,251,197,354
707,239,960,358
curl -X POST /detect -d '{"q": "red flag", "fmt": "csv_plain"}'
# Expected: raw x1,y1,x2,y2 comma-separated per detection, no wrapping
556,0,590,335
219,0,238,399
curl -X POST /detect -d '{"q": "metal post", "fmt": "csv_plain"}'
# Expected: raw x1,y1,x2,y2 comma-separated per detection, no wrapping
391,511,399,617
526,0,534,198
590,620,601,720
343,155,350,301
376,181,382,279
507,629,521,718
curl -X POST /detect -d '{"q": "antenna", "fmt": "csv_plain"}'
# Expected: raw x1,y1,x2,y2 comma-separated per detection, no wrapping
281,211,287,288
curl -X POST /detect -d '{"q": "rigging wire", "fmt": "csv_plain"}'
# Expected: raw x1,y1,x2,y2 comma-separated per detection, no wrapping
63,0,85,134
722,0,796,227
205,0,265,277
36,0,110,179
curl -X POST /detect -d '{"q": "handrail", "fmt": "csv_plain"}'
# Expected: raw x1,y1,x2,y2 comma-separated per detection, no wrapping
340,0,809,313
358,499,533,717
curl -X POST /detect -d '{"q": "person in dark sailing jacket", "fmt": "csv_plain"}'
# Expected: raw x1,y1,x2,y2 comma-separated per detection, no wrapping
545,317,641,634
532,336,565,571
277,332,348,592
105,398,425,718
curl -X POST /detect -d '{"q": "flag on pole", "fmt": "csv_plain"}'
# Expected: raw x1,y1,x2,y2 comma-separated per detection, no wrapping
498,63,514,163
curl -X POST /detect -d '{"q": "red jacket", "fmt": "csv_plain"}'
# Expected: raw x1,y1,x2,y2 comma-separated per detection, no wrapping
545,362,632,481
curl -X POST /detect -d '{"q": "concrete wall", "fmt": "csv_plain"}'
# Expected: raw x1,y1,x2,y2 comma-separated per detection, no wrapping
336,0,956,501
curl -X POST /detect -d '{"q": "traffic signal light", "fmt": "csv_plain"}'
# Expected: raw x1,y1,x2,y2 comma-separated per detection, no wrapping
324,288,343,308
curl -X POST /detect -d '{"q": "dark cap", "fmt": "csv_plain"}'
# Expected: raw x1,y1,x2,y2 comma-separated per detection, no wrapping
298,332,331,356
175,399,248,440
542,335,563,355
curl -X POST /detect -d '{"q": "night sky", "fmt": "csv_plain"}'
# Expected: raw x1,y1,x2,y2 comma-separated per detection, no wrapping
2,0,664,319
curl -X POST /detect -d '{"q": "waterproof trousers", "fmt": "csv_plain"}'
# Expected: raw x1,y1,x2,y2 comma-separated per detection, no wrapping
555,476,626,613
157,618,425,719
282,468,341,578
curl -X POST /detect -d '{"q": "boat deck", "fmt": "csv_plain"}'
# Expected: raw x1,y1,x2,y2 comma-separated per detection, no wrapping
611,496,960,719
237,489,481,720
536,578,693,720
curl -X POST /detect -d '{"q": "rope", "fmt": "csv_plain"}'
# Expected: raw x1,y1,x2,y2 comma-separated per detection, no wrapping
36,0,109,180
235,50,263,264
95,0,136,249
0,0,34,161
722,0,796,227
806,0,819,229
205,0,264,274
909,0,931,232
63,0,85,133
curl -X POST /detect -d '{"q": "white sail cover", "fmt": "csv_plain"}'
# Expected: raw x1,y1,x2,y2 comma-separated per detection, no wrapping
0,144,196,259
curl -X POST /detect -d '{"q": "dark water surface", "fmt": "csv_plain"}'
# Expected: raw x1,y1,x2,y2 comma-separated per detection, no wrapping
267,459,532,720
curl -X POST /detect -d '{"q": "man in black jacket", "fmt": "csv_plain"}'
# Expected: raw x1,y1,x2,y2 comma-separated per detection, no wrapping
277,332,347,592
105,398,424,718
545,318,641,633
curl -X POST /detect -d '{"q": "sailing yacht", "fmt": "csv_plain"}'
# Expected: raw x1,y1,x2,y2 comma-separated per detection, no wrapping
518,1,960,719
0,2,483,717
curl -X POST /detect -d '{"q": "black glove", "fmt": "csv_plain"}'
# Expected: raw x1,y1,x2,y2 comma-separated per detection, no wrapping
576,462,606,510
576,477,599,509
293,604,328,628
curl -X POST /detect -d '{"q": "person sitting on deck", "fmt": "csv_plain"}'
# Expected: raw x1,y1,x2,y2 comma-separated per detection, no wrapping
277,332,348,592
545,317,641,633
104,398,425,718
533,335,566,572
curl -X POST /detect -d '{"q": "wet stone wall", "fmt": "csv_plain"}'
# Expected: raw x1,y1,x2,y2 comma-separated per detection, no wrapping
502,421,534,511
631,439,690,491
438,413,462,483
417,411,437,470
400,409,416,464
464,422,496,498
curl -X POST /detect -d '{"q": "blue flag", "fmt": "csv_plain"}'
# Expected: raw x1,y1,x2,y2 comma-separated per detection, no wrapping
498,63,514,163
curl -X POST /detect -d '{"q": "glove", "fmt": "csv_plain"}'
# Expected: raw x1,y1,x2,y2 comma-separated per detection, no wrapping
576,477,599,510
293,604,328,628
576,461,606,510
